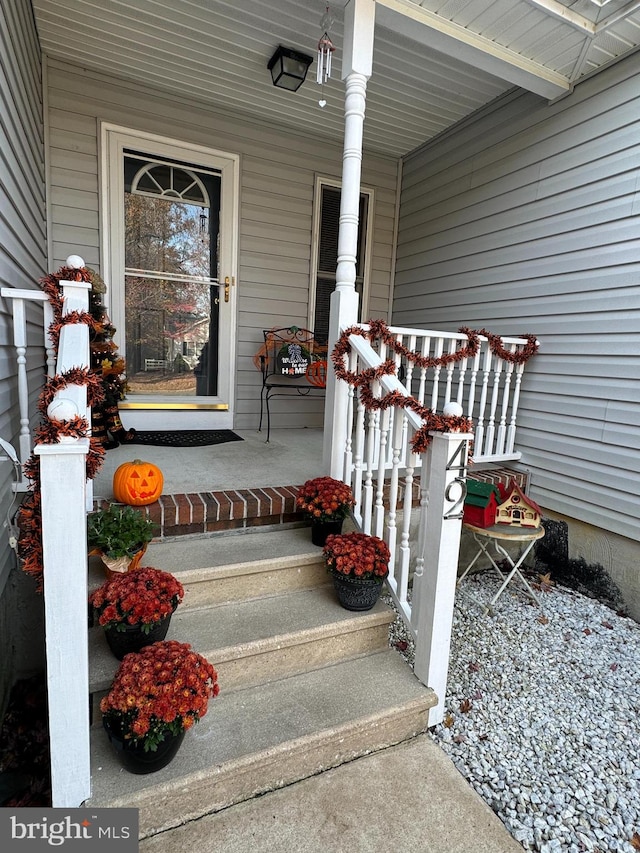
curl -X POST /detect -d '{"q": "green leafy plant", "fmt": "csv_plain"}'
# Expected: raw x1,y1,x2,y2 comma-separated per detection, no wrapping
87,504,156,559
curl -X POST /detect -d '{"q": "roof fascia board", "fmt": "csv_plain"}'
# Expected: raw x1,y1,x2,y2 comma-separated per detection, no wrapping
375,0,572,99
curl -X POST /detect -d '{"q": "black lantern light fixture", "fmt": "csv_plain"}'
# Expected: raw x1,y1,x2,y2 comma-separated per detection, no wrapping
268,45,313,92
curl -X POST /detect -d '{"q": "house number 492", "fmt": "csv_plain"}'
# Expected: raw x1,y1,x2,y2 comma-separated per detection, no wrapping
444,440,468,520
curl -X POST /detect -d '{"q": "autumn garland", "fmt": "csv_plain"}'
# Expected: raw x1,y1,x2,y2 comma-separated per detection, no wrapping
332,319,538,454
17,265,108,589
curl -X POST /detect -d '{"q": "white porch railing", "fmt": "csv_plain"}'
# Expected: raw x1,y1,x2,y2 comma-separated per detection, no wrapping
353,323,534,464
334,329,473,724
0,288,57,489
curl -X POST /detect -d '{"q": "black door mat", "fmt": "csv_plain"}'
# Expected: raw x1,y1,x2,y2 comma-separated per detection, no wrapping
124,430,243,448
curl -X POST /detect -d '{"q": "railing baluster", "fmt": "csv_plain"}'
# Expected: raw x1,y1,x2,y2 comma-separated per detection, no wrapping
475,343,492,456
507,362,525,454
352,387,366,526
495,344,516,456
484,356,503,457
444,338,457,405
385,408,405,576
361,407,377,535
430,337,444,409
373,407,390,538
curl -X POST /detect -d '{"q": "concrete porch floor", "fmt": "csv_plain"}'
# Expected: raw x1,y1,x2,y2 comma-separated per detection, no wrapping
92,428,325,501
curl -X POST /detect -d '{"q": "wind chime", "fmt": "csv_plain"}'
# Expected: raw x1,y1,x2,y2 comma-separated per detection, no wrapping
317,5,335,107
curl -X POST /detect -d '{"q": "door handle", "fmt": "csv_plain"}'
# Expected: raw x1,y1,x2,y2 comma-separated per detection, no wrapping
223,276,235,303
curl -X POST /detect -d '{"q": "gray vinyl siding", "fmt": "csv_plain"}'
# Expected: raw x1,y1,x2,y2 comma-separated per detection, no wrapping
45,59,398,431
0,0,47,703
394,54,640,542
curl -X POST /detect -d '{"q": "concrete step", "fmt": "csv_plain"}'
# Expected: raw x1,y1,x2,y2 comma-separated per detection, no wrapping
89,585,395,696
87,649,437,838
89,526,329,606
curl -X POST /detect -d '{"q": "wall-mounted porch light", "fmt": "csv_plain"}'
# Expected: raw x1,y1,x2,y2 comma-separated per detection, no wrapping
268,45,313,92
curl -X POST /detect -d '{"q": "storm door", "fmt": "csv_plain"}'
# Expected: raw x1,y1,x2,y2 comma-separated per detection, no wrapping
124,153,221,397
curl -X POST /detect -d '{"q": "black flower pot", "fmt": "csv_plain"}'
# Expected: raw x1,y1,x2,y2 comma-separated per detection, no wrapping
330,571,385,611
103,612,172,660
310,518,344,547
103,718,185,775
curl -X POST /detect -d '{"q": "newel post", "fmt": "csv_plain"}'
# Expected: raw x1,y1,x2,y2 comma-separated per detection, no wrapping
38,258,92,806
412,431,472,726
37,439,91,806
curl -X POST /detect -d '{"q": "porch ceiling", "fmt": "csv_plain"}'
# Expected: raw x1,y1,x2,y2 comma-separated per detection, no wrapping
32,0,640,157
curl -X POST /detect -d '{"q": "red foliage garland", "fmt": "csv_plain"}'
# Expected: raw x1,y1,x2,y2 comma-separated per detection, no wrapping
331,319,538,454
16,265,107,589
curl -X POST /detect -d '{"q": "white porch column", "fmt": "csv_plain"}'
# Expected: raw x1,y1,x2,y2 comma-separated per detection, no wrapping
323,0,375,477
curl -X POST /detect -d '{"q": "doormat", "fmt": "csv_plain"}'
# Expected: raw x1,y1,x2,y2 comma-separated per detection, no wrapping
125,430,243,448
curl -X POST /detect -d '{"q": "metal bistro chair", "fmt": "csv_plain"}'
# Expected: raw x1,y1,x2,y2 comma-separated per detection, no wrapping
257,326,327,441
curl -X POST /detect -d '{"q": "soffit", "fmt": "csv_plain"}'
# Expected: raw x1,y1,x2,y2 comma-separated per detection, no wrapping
32,0,640,157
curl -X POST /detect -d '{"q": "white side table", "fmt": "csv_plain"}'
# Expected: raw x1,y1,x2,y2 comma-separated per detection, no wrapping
458,522,545,613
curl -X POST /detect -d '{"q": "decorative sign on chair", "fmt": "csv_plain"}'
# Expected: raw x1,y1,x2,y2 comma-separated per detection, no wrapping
276,343,310,376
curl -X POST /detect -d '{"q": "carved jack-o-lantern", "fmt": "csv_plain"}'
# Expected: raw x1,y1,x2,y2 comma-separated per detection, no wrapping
112,459,164,506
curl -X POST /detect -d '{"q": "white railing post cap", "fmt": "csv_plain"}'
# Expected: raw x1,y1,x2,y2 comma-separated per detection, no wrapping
443,401,463,417
65,255,85,269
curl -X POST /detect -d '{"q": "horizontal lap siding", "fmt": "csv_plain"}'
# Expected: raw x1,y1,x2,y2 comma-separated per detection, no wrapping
0,0,47,692
45,60,398,430
394,55,640,542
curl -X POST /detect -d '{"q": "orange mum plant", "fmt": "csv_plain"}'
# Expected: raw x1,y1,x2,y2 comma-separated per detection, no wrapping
323,532,391,579
89,566,184,634
296,476,355,524
100,640,219,752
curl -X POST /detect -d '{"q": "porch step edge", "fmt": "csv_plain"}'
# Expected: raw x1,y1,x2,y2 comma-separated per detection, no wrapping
88,650,436,837
89,588,395,695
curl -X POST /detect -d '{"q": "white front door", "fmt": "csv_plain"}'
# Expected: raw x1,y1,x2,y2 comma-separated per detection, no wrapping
102,125,238,429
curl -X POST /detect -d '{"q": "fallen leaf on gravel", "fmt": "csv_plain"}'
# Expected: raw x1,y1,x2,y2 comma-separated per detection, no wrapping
394,640,408,651
602,620,614,629
453,734,467,744
630,831,640,850
583,628,592,635
537,615,550,625
443,713,454,728
468,661,480,672
460,698,473,713
610,663,619,671
537,572,555,592
478,733,489,741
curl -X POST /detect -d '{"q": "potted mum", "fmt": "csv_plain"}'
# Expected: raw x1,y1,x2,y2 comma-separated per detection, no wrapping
323,531,391,611
101,640,219,774
296,476,355,546
89,566,185,659
87,503,156,577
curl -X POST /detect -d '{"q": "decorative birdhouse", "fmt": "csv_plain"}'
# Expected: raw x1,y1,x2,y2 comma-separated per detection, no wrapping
495,480,541,528
463,480,500,528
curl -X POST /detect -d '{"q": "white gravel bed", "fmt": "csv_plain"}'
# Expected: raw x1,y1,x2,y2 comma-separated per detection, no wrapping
385,575,640,852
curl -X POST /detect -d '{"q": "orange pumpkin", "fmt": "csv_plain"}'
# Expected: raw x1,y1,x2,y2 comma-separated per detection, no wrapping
113,459,163,506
